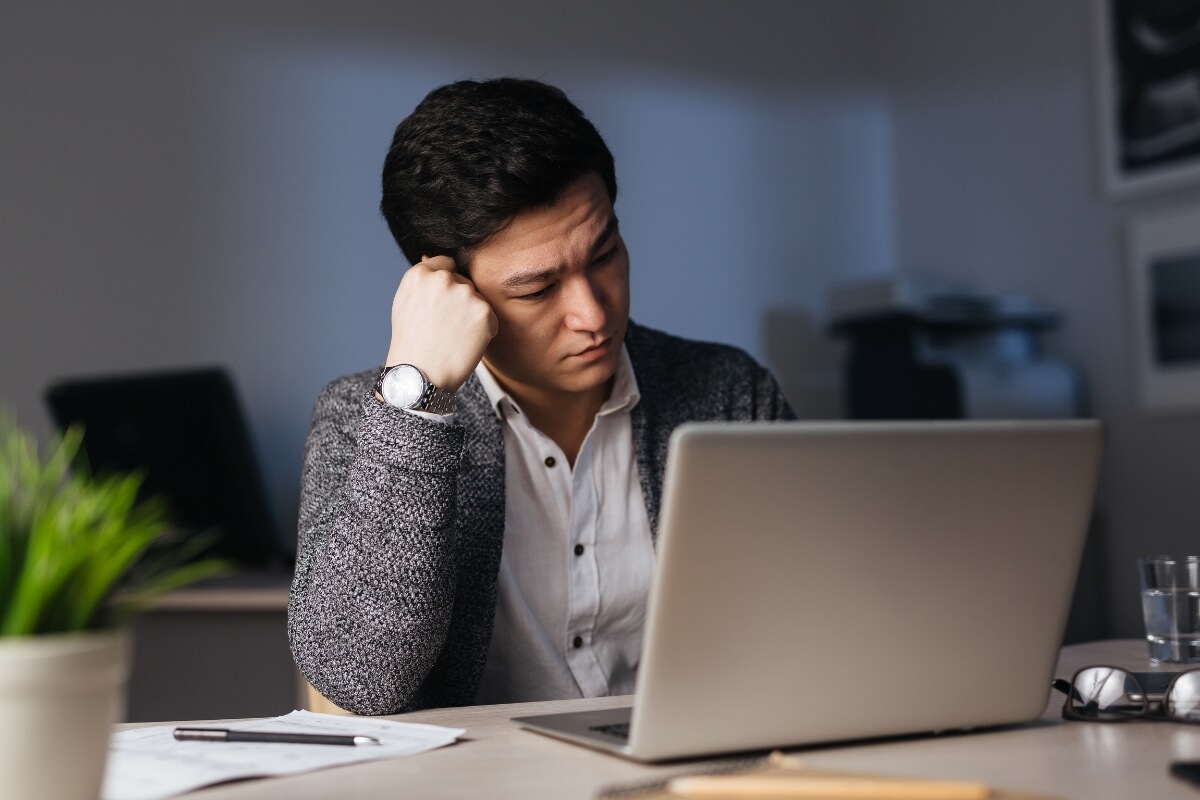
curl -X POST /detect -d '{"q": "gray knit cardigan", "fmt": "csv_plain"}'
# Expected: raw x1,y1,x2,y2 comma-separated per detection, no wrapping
287,321,795,715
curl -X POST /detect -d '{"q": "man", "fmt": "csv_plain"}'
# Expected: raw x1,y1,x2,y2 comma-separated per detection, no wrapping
288,78,794,715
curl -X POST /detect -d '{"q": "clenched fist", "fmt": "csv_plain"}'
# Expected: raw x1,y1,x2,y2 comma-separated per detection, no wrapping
384,256,498,394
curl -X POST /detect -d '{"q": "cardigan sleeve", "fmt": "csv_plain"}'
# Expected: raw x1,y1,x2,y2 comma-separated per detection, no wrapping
287,375,467,715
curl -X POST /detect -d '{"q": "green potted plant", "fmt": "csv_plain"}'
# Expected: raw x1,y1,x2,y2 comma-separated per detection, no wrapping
0,416,227,800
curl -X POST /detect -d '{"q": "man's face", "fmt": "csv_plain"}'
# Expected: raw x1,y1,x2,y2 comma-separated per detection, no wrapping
467,172,630,406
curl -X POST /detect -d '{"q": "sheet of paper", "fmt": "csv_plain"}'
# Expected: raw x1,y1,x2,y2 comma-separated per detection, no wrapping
102,710,465,800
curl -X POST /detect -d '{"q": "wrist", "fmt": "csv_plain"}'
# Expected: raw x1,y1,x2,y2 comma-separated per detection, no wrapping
384,349,463,394
376,364,456,415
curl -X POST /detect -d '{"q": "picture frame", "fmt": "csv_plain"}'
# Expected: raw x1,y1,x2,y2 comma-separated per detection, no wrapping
1093,0,1200,198
1128,204,1200,410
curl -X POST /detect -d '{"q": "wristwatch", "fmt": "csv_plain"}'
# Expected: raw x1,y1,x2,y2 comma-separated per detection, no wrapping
375,364,456,415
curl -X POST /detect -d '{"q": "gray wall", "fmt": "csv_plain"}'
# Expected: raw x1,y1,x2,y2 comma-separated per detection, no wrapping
1,0,1191,639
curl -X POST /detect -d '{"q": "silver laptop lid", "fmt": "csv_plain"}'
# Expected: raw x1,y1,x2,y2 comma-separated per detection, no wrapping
627,419,1103,761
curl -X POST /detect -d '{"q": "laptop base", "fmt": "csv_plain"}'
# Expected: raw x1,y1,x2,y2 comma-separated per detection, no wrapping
514,707,634,757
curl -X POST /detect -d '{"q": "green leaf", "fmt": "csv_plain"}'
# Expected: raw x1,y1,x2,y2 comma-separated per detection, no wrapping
0,413,230,635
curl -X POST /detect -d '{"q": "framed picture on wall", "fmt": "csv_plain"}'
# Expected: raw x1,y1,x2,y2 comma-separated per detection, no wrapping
1094,0,1200,197
1128,205,1200,409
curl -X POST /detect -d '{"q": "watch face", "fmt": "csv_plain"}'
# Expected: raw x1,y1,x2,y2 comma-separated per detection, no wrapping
381,365,426,408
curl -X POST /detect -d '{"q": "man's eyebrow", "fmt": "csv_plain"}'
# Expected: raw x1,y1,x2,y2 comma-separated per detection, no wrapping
591,215,620,254
499,215,620,290
500,264,566,289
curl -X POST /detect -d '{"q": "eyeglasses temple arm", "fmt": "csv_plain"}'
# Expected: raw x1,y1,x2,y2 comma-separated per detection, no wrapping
1052,677,1088,707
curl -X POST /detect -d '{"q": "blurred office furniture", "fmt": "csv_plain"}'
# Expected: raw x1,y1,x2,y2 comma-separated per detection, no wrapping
828,275,1085,420
130,574,299,722
45,367,298,721
45,366,286,568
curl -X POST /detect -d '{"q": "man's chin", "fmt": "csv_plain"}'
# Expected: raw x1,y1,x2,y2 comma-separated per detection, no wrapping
481,357,615,400
554,344,624,393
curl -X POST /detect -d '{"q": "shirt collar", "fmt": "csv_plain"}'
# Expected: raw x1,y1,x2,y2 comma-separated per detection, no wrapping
474,344,641,420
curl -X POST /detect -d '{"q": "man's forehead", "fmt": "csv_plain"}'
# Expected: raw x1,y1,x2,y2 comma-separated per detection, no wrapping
468,174,616,280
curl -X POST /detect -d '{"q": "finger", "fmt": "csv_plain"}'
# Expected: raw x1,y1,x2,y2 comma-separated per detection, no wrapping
420,255,457,273
485,305,499,337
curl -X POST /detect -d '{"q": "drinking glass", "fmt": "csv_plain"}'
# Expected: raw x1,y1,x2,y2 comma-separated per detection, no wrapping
1139,556,1200,664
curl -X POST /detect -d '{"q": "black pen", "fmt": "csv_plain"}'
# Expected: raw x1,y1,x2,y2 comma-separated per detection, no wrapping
173,727,381,746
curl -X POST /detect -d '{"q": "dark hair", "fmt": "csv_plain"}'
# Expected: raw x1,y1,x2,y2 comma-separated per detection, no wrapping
380,78,617,268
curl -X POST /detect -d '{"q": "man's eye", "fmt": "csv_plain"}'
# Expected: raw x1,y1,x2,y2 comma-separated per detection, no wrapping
593,246,618,265
517,286,552,301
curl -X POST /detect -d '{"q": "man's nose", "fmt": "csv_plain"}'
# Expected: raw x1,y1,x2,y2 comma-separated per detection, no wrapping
563,275,608,332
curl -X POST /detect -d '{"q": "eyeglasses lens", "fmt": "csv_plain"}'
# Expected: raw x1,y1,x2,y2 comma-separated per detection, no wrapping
1070,667,1146,720
1167,672,1200,722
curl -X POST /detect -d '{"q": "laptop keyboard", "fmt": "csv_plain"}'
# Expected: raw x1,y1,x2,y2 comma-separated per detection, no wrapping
588,722,630,740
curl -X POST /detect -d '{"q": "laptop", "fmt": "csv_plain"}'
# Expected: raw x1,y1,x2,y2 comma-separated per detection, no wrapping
514,419,1104,762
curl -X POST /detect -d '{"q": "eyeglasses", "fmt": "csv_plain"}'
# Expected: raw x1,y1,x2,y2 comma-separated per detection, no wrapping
1052,666,1200,723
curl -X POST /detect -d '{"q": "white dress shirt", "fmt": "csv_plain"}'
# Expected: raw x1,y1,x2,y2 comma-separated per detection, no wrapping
470,348,656,704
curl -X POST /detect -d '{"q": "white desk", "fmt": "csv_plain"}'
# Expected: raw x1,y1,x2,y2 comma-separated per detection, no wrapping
120,639,1200,799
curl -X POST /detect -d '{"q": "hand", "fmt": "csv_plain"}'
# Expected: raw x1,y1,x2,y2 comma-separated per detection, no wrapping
383,256,498,394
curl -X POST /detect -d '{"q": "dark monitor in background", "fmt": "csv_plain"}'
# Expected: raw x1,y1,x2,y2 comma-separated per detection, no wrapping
45,367,283,570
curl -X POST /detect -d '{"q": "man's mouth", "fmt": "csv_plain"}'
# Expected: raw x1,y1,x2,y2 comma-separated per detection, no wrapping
573,337,612,362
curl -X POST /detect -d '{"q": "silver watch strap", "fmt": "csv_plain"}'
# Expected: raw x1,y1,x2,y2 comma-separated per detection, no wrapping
414,382,456,414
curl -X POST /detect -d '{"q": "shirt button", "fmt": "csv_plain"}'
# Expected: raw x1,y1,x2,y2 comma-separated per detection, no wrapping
574,543,585,556
544,456,556,468
572,636,583,649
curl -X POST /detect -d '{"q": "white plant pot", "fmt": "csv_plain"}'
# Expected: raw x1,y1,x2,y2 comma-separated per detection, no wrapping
0,629,130,800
